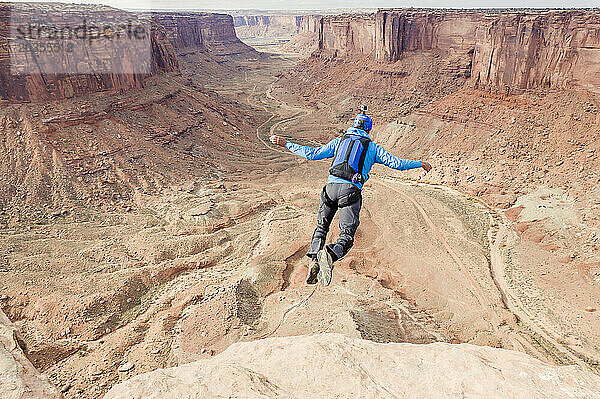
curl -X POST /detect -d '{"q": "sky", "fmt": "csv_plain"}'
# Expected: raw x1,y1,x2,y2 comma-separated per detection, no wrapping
8,0,599,10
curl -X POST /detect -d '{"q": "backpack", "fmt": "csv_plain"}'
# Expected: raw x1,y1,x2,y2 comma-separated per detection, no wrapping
329,134,371,184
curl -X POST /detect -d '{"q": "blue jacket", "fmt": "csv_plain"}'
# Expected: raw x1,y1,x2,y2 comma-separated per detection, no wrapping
285,127,423,189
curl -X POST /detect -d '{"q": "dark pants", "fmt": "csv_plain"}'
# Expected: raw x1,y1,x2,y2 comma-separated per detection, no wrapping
307,182,362,262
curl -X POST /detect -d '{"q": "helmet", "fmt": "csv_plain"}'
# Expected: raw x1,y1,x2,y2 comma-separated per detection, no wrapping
353,113,373,132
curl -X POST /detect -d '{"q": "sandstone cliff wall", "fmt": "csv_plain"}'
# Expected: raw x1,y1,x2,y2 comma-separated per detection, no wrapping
153,12,255,56
299,15,322,34
0,3,179,103
233,15,301,38
471,11,600,93
279,15,321,55
375,11,480,61
312,9,600,93
311,11,478,60
318,15,376,57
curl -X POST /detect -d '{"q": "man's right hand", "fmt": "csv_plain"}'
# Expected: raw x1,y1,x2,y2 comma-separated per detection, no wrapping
422,161,433,173
270,135,287,147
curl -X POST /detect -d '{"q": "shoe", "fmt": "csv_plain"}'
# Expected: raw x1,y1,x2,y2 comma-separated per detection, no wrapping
316,249,333,286
306,258,319,285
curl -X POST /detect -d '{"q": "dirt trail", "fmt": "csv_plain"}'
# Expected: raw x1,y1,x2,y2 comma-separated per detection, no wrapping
384,177,592,368
376,179,498,321
489,220,591,368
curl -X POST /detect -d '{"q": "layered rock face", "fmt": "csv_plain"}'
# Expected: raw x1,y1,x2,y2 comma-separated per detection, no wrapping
234,15,302,39
104,334,600,399
318,14,377,57
471,11,600,93
309,9,600,92
0,3,178,103
153,12,256,56
375,11,480,62
309,11,479,59
280,15,321,55
299,15,322,34
0,310,62,399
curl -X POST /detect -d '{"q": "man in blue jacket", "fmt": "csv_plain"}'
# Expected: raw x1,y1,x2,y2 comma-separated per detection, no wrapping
270,107,432,286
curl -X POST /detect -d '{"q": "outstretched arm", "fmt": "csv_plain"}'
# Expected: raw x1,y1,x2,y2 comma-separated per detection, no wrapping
375,143,432,172
270,135,339,161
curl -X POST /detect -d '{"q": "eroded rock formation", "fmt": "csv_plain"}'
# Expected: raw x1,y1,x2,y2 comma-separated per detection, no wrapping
306,11,480,60
153,12,256,56
103,333,600,399
319,14,376,57
471,11,600,93
234,15,302,39
299,15,322,34
279,15,321,55
304,9,600,92
375,11,480,62
0,3,178,103
0,5,258,103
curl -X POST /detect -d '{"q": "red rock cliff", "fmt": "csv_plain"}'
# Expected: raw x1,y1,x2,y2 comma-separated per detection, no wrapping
313,11,478,59
375,11,480,62
317,14,377,57
0,3,178,103
312,9,600,93
471,11,600,93
233,15,301,38
153,12,256,56
299,15,322,34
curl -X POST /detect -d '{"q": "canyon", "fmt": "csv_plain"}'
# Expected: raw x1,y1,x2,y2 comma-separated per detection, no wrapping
1,4,600,399
0,7,258,104
0,5,264,217
278,4,600,381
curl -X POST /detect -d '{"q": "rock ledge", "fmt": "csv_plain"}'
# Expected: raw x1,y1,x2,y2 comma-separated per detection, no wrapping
104,333,600,399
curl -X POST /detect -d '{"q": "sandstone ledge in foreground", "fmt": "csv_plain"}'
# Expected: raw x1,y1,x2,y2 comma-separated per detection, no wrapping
104,333,600,399
0,310,62,399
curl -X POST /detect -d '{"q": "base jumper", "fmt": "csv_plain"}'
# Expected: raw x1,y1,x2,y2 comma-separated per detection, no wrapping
270,106,432,286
